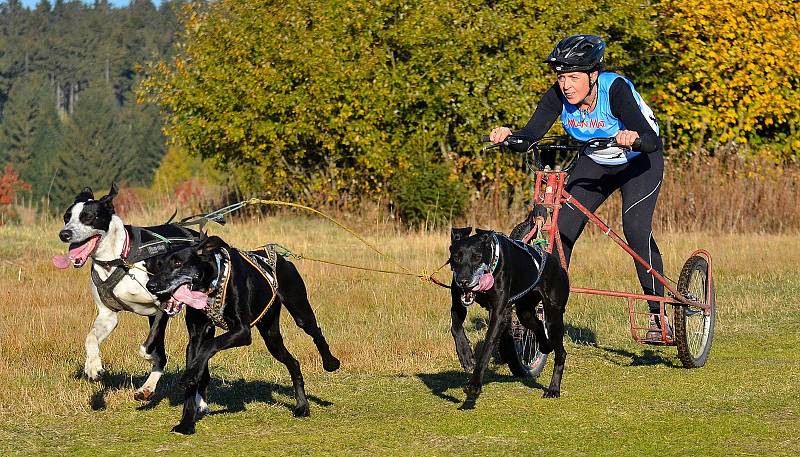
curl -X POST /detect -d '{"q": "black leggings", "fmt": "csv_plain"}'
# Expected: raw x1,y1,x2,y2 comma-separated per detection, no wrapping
557,151,664,312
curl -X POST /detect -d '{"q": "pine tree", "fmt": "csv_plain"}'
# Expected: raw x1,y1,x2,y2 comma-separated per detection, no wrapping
52,83,124,206
0,73,48,178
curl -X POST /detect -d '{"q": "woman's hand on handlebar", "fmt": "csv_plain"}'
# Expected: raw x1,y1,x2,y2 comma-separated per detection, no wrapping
615,130,640,148
489,127,513,144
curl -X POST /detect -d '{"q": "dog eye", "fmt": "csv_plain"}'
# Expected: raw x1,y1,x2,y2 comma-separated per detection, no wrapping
471,254,481,262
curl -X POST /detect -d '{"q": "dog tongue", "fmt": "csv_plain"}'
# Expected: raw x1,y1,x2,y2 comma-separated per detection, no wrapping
472,272,495,292
52,255,71,269
52,236,99,269
172,284,208,310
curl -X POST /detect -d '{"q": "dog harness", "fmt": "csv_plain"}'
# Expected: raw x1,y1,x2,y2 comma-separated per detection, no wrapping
504,236,549,304
199,246,280,330
461,233,549,307
91,226,199,312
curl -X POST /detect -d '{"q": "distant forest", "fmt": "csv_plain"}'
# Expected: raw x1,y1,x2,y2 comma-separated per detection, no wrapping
0,0,183,206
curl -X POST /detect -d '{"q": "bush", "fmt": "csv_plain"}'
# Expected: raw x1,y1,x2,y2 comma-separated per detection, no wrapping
391,156,468,228
652,0,800,155
140,0,657,202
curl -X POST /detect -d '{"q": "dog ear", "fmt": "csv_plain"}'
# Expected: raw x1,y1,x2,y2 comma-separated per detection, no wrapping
98,183,119,209
105,182,119,200
75,187,94,203
197,235,227,256
451,227,472,242
475,228,493,235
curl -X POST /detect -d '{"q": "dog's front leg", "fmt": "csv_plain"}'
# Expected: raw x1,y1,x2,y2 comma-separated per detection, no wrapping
84,299,118,382
450,301,474,373
173,384,200,435
464,303,505,400
134,309,169,401
173,314,214,433
182,326,252,388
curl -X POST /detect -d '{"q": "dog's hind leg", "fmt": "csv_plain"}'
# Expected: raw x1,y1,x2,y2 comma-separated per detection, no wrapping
135,310,169,401
256,304,310,417
84,298,118,382
541,267,569,398
276,260,340,372
514,297,553,355
542,316,567,399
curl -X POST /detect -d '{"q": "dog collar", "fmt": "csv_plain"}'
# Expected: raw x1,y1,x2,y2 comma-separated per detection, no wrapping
488,234,500,274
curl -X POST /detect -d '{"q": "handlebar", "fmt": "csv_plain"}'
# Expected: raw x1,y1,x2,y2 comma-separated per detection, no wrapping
481,134,641,172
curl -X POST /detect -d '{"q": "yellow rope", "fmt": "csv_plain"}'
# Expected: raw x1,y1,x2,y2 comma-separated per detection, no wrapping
244,198,413,273
233,198,451,288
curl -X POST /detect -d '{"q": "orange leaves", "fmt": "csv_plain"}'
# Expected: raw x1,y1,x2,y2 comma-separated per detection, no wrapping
0,165,31,207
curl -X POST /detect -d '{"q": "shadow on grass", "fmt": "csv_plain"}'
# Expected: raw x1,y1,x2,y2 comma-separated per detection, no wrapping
416,368,544,409
565,323,597,346
78,367,333,416
560,324,678,367
596,346,679,367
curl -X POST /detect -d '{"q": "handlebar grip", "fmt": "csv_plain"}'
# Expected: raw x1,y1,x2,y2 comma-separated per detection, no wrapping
481,135,491,143
632,137,642,150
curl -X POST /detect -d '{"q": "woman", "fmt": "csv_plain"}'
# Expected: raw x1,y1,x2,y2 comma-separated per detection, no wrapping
489,34,668,336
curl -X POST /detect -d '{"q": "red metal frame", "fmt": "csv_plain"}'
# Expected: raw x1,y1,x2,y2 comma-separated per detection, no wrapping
523,169,713,346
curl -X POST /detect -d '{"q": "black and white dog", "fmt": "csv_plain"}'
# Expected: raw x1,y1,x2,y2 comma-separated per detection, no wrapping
449,227,569,400
55,184,199,400
145,235,340,434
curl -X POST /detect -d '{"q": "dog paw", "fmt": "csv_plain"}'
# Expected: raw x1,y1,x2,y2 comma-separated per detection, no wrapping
463,384,482,399
133,388,154,402
84,359,105,382
172,422,195,435
542,389,561,399
322,356,341,372
292,402,310,418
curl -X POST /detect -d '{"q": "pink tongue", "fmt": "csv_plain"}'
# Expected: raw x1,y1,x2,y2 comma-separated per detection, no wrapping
172,284,208,310
472,272,495,292
52,255,71,269
52,237,99,269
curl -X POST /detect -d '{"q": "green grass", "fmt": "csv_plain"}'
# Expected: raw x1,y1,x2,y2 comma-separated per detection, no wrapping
1,218,798,455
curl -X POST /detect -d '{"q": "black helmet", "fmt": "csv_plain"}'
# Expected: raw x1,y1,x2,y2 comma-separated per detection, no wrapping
544,34,606,73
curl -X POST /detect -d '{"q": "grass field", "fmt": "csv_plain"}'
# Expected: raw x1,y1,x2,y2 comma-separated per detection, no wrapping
1,215,798,456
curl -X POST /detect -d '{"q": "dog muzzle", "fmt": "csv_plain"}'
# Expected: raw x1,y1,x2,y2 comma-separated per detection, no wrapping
459,265,495,307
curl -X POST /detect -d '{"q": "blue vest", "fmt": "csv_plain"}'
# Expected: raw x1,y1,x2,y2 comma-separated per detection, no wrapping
561,72,659,165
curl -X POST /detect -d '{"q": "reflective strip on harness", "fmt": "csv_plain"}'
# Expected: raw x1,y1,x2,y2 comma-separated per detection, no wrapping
505,237,549,304
204,247,233,330
202,246,280,330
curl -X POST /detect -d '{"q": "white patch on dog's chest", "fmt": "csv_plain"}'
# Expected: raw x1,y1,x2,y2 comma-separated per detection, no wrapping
92,261,159,316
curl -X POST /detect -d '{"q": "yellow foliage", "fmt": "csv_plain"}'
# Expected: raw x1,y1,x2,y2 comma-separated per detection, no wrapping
655,1,800,154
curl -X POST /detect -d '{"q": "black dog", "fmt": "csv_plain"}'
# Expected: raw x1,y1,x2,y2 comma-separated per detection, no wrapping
449,227,569,401
146,235,340,434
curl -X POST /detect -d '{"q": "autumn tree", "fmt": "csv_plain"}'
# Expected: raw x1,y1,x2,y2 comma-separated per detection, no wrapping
652,0,800,155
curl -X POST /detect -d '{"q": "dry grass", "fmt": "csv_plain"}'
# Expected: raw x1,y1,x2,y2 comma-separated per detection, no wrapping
456,153,800,235
0,212,798,455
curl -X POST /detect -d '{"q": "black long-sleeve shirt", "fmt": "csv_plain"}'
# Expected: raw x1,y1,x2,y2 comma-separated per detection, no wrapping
514,78,662,153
